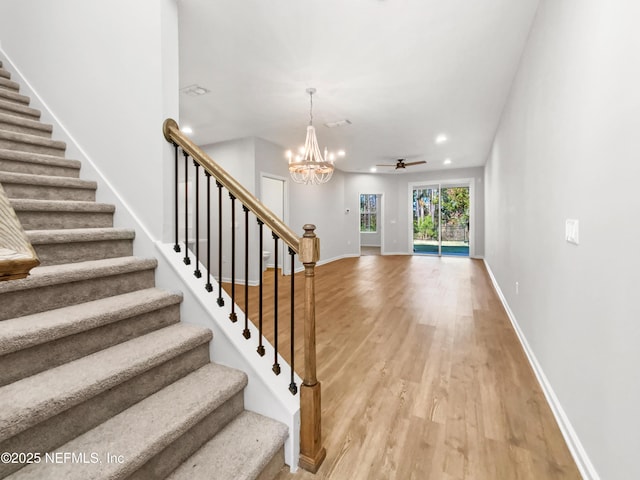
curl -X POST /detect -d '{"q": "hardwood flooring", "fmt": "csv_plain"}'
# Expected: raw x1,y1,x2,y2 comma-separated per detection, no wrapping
223,255,580,480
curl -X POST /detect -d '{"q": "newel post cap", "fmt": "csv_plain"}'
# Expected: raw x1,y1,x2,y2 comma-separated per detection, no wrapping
300,225,320,264
303,224,317,238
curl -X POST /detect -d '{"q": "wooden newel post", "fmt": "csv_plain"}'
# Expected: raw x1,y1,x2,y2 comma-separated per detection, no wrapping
298,224,326,472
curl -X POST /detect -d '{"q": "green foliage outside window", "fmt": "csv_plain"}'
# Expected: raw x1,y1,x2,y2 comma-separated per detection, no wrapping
360,194,377,232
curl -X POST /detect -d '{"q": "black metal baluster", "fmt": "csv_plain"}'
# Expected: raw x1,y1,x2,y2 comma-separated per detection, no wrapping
193,160,201,278
205,172,213,292
272,233,281,375
182,150,190,265
289,247,297,395
216,181,224,307
242,205,250,339
173,144,180,253
257,220,265,356
229,193,237,323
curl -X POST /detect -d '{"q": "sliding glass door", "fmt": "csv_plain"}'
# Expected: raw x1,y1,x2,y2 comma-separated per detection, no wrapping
412,184,470,257
440,186,470,256
412,186,440,255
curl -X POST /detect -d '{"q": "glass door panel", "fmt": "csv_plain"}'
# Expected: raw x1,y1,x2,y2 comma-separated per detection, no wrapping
412,186,440,255
440,186,470,257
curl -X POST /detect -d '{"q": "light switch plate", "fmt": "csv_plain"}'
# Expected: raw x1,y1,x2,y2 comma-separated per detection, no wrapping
566,219,579,245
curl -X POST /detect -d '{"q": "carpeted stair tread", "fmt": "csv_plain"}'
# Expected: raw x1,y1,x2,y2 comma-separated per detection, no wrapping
0,67,10,80
0,287,182,356
0,323,213,442
0,88,29,105
0,171,96,191
0,129,66,155
167,410,288,480
0,77,20,92
11,199,115,230
27,227,134,245
0,99,40,120
0,170,96,202
7,363,248,480
25,228,135,265
0,149,80,176
0,112,52,137
10,198,114,213
0,256,156,294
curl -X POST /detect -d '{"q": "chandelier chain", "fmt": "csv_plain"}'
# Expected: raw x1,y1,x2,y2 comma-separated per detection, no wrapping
309,91,314,126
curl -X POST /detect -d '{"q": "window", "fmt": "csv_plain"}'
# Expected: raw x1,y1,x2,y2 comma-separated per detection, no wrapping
360,194,377,232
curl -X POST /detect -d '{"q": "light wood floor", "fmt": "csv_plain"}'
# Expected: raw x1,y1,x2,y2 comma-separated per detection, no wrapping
224,255,580,480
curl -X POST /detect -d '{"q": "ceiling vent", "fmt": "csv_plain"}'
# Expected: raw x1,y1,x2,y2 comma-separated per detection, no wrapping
324,119,352,128
180,84,210,96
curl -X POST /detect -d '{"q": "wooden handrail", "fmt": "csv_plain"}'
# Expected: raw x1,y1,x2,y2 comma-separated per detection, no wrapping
163,118,325,472
0,182,40,281
163,119,300,252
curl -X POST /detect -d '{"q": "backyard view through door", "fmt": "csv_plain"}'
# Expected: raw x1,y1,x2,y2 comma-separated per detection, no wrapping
413,185,469,256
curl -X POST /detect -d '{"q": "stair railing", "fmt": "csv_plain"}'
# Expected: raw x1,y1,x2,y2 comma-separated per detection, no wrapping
163,119,326,472
0,181,39,281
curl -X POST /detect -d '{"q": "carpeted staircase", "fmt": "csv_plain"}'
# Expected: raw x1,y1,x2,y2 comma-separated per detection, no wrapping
0,60,288,480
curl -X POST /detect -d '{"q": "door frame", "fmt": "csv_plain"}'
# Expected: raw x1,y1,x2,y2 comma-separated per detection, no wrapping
259,172,290,273
407,178,475,257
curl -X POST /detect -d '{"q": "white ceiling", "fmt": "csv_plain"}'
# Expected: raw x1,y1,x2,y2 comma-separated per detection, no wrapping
178,0,539,174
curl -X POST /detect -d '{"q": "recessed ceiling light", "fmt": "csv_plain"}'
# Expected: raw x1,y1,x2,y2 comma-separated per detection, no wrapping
181,126,193,134
180,84,210,96
443,158,452,165
370,167,377,173
435,134,448,144
337,150,346,157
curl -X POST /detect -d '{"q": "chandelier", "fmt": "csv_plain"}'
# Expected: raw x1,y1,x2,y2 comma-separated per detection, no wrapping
287,88,344,185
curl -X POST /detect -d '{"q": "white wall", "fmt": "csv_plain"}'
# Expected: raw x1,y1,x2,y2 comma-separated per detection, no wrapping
360,231,381,247
484,1,640,479
0,0,178,242
289,171,347,265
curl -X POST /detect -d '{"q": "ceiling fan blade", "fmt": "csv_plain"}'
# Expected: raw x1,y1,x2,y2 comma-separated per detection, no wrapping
404,161,427,166
375,164,397,167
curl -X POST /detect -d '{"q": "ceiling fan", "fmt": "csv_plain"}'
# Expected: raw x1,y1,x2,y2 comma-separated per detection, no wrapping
376,158,427,170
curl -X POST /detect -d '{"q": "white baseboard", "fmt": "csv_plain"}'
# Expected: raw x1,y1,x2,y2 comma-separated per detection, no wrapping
483,260,599,480
318,253,359,266
291,253,360,274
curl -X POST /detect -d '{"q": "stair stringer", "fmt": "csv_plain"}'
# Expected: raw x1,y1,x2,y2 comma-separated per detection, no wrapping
156,243,301,471
0,48,301,472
